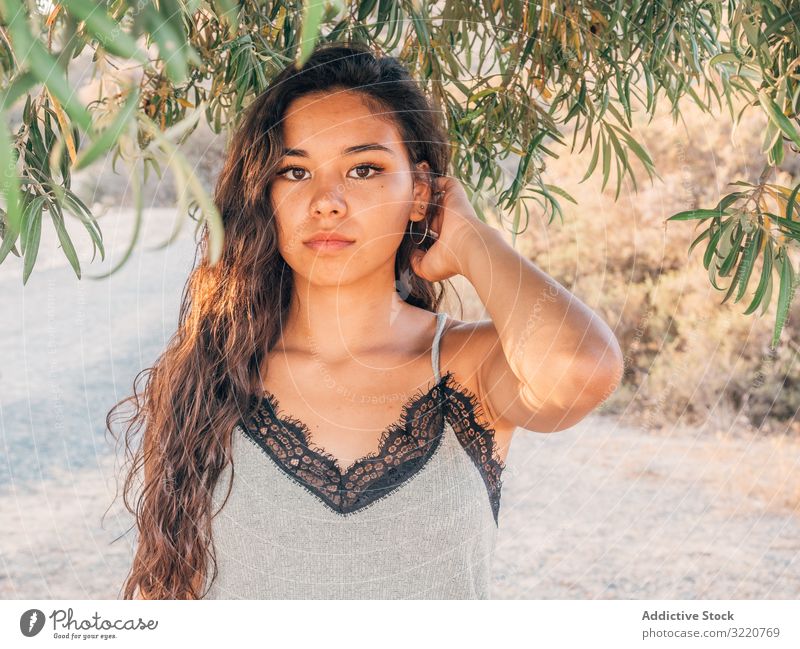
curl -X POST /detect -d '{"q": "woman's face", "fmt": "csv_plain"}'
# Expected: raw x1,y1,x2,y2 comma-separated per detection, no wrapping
269,89,430,286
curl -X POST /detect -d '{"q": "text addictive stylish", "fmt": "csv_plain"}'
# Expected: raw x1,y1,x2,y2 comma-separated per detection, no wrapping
642,611,734,621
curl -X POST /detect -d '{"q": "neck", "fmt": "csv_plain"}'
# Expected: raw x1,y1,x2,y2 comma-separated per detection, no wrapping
280,267,418,362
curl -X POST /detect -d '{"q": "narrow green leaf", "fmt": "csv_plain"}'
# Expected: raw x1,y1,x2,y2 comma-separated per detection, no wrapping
619,129,655,172
715,217,738,269
357,0,378,21
409,7,430,49
543,184,577,204
786,181,800,221
722,233,750,305
297,0,325,68
709,52,742,66
735,226,762,303
668,209,726,221
744,237,772,315
0,217,20,262
643,65,654,113
761,118,781,154
58,187,105,261
688,226,712,256
49,200,81,279
703,219,728,270
22,200,42,284
19,194,46,254
57,0,147,63
510,199,521,247
714,191,746,213
579,132,601,183
771,248,795,347
768,212,800,235
719,225,744,277
601,130,611,191
758,89,800,150
709,248,722,290
468,87,500,103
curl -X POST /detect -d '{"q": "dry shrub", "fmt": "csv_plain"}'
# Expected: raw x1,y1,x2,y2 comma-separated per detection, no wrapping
507,95,800,433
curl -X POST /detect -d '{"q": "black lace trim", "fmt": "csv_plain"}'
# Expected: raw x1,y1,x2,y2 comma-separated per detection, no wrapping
240,375,448,516
441,372,506,525
239,370,506,525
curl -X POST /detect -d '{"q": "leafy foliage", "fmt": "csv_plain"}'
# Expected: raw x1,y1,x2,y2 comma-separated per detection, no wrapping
0,0,798,346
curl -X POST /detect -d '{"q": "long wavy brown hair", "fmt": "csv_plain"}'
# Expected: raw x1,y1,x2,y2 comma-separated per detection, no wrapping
107,41,461,599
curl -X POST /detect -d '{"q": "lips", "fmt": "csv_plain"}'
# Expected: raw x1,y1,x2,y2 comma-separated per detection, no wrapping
303,232,355,244
304,236,354,244
303,236,354,252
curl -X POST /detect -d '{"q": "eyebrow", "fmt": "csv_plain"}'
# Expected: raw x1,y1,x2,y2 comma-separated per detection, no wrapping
279,143,396,157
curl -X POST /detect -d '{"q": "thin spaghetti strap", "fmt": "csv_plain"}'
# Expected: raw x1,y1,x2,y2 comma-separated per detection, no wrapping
431,311,448,382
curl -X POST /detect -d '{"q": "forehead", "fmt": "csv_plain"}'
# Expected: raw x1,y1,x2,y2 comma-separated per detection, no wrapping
280,90,406,155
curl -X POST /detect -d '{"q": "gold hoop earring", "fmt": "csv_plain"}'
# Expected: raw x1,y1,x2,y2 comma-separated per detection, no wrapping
408,219,429,245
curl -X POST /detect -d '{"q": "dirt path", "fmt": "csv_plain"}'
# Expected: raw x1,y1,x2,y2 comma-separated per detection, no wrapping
492,416,800,599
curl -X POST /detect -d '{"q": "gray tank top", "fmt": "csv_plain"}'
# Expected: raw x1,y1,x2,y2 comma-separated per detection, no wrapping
203,312,506,599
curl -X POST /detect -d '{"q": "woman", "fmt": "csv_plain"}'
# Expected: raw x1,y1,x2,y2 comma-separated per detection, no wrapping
109,41,623,600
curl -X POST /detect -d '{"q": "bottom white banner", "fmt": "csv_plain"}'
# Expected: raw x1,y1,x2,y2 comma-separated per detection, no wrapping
1,599,797,648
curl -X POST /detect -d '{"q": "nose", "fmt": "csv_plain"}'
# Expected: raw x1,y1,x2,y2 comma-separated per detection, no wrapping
310,186,347,218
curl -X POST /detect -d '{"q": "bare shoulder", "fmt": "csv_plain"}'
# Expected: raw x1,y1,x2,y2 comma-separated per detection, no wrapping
437,316,502,396
437,316,517,460
438,316,499,371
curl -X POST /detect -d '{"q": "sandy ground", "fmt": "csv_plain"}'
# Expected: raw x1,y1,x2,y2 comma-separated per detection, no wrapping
492,419,800,599
1,208,798,599
1,413,798,599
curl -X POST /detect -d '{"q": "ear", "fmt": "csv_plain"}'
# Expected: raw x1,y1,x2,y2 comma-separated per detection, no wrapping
410,160,432,222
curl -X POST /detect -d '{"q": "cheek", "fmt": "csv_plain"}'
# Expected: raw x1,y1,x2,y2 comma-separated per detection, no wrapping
369,178,413,209
276,219,310,261
270,190,309,253
360,178,415,227
354,213,407,262
271,213,308,263
270,185,296,223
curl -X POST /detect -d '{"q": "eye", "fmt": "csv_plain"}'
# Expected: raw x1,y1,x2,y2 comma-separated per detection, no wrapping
273,163,384,182
274,166,309,181
348,164,384,180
